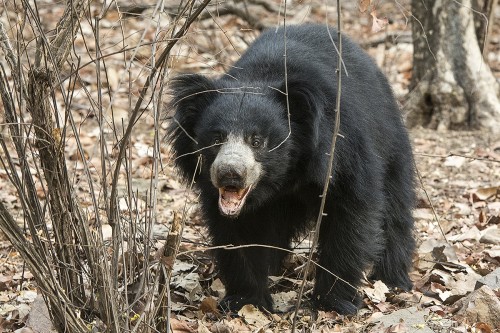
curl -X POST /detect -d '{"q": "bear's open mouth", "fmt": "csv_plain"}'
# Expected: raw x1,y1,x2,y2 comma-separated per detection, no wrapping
218,185,252,217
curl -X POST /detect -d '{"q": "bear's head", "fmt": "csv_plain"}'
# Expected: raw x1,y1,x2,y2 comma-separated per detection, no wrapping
167,74,325,217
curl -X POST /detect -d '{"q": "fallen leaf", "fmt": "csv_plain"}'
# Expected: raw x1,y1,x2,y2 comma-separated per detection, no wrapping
474,322,492,333
364,280,389,303
474,186,500,201
0,275,14,291
480,226,500,245
238,304,271,328
199,297,218,314
370,10,389,32
210,278,225,298
359,0,371,13
385,321,407,333
169,318,195,333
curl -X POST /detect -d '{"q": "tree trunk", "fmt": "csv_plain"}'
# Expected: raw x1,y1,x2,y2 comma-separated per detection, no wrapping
407,0,500,133
473,0,498,53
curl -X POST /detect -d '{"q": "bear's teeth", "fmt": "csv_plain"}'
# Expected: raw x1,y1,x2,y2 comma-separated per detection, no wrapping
237,188,247,199
219,187,248,200
217,186,252,216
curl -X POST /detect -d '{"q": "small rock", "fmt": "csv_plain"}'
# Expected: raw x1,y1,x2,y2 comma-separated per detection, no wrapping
444,156,467,168
480,226,500,245
368,307,432,333
454,286,500,328
475,267,500,290
25,295,56,333
152,223,169,238
272,291,297,313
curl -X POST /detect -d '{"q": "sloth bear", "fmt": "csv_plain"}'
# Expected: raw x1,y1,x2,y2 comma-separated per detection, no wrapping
167,24,415,315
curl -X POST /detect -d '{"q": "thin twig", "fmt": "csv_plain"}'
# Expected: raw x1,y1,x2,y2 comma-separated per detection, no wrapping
109,0,211,228
414,152,500,163
415,162,448,242
177,243,356,290
292,1,343,331
268,0,290,153
199,4,267,30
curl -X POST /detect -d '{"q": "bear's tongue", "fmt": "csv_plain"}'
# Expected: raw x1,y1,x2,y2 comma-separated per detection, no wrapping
218,186,251,217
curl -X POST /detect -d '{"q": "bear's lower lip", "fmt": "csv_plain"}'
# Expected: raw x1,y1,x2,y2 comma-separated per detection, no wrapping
218,185,252,217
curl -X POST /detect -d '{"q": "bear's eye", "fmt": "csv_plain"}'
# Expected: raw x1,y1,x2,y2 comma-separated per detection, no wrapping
212,134,224,145
251,138,262,148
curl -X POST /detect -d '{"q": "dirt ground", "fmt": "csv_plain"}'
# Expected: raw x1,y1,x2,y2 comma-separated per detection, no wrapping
1,1,500,332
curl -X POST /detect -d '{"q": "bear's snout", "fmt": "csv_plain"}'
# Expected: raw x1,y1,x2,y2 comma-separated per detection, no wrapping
209,134,262,216
210,134,261,189
215,163,246,188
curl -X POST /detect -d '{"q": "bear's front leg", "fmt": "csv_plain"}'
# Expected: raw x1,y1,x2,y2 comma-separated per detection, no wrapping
215,245,273,312
207,210,281,312
204,195,300,313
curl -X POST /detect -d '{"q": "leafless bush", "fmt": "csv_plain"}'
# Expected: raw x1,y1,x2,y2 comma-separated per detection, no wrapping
0,0,209,332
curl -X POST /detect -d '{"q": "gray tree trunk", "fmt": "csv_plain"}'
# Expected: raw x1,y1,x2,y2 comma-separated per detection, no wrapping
473,0,498,52
407,0,500,133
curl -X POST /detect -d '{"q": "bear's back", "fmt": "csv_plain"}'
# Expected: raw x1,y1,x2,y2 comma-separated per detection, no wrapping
227,25,377,86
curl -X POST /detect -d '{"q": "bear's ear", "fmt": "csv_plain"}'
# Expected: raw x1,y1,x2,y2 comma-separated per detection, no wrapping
169,73,216,124
277,78,327,148
167,74,216,181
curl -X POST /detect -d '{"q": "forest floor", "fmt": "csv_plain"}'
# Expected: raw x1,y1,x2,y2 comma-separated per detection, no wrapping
1,1,500,332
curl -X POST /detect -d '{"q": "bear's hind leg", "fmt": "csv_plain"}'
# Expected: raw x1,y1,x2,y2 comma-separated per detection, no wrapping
370,160,415,290
312,188,384,314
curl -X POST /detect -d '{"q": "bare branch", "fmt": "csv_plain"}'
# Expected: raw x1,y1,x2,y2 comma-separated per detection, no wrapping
292,2,344,331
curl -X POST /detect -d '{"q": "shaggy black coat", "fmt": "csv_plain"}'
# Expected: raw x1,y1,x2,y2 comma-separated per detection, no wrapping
167,24,415,314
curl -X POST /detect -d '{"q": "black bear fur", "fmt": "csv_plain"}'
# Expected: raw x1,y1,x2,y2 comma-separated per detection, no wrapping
167,24,415,315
